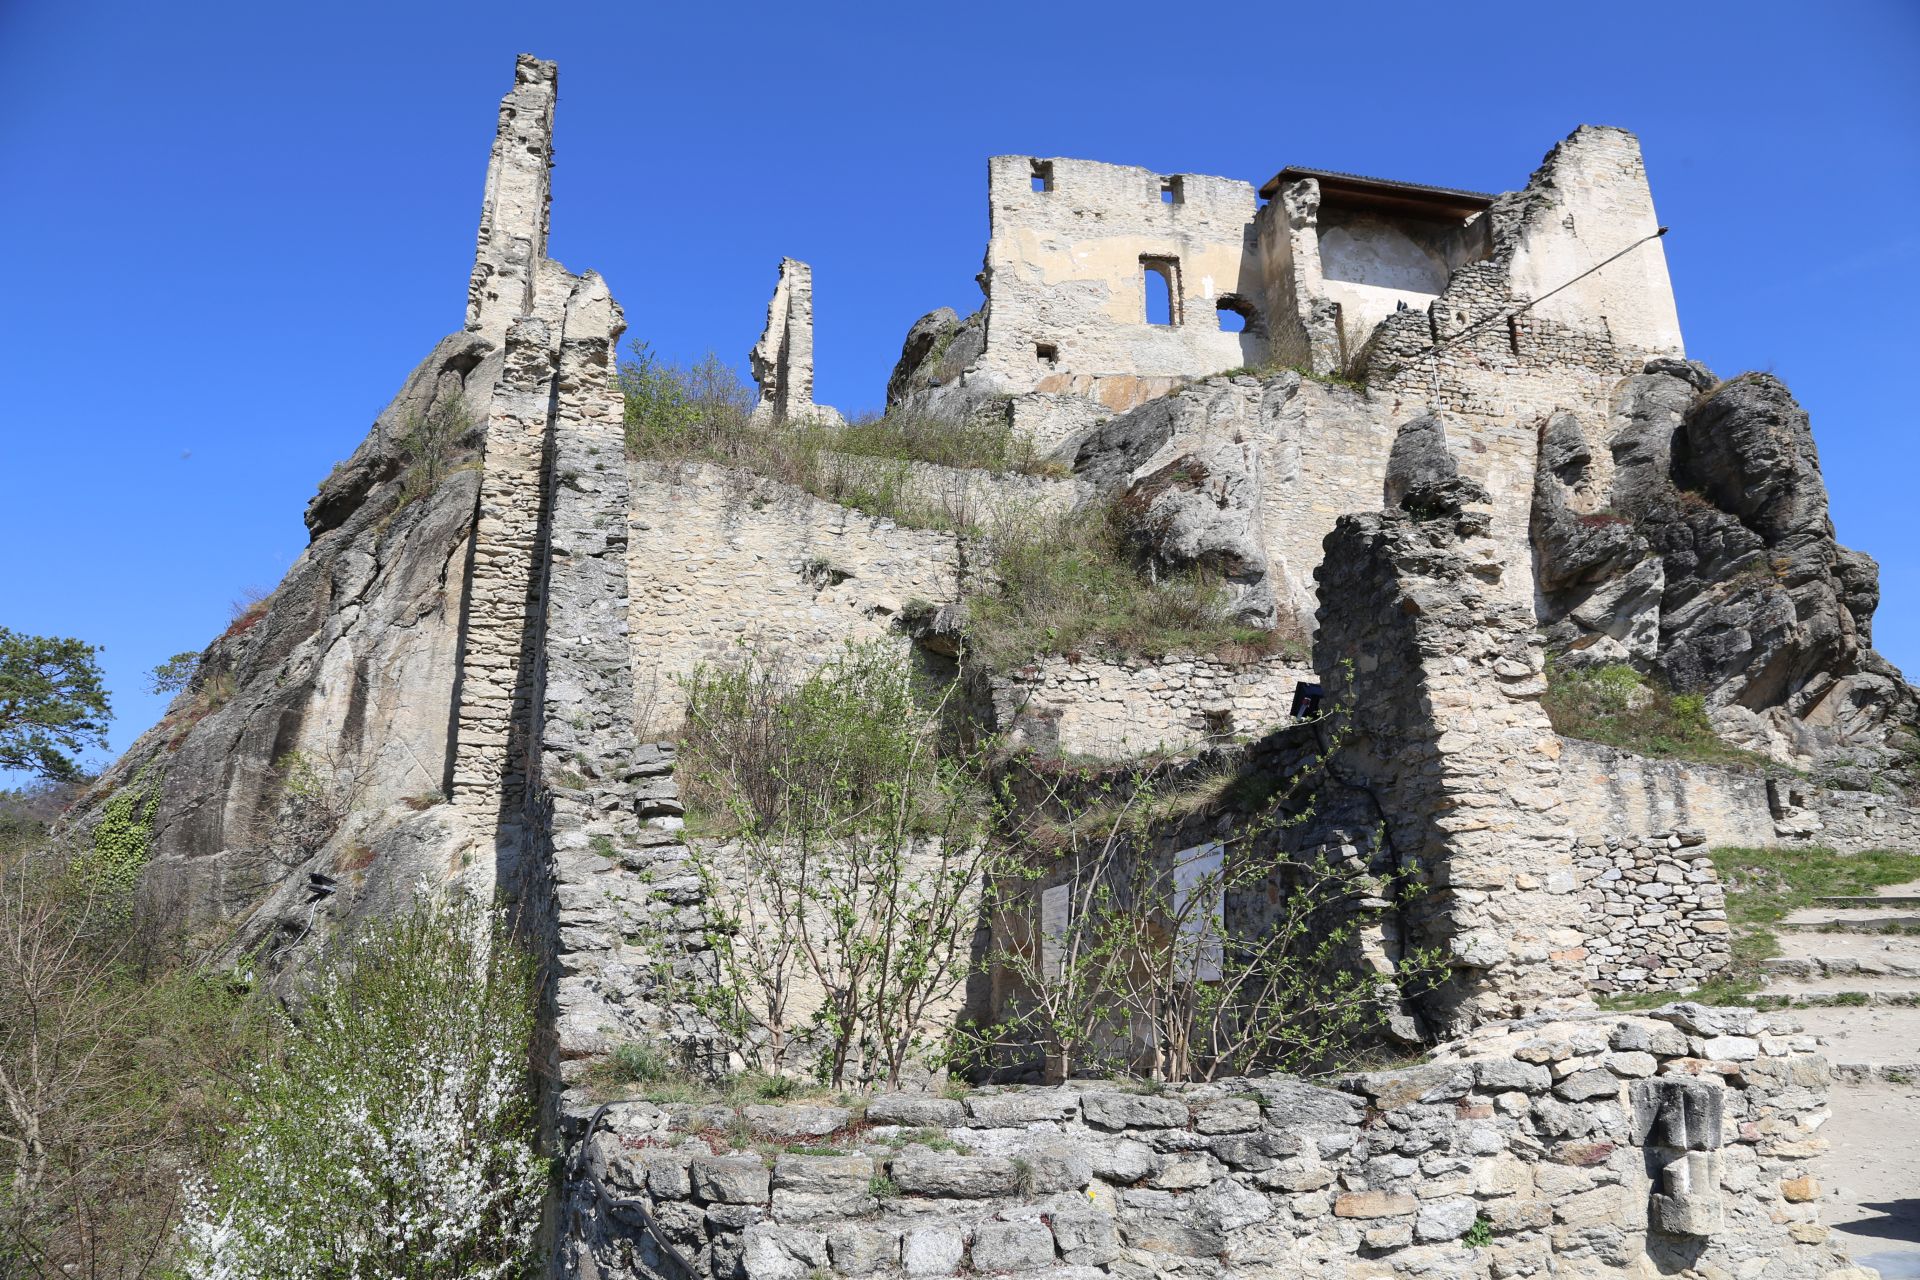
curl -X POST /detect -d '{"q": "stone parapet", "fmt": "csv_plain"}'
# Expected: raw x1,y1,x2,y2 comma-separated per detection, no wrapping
989,651,1314,762
563,1007,1860,1280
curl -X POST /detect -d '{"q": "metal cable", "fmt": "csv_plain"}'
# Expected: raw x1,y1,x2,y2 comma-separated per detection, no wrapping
570,1101,705,1280
1430,226,1671,355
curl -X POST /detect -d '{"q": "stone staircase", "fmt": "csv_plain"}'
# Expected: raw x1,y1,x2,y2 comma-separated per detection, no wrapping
1767,880,1920,1278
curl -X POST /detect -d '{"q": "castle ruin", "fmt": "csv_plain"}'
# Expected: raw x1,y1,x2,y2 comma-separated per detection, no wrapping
78,54,1916,1280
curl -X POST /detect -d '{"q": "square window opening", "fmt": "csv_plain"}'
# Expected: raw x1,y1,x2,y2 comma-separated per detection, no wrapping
1161,175,1184,205
1035,342,1059,366
1030,159,1054,194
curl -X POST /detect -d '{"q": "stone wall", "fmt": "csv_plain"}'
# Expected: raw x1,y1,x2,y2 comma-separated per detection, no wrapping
563,1006,1862,1280
468,55,556,345
1557,740,1920,854
748,258,838,426
1365,128,1684,423
989,652,1314,761
1572,830,1734,994
625,462,963,733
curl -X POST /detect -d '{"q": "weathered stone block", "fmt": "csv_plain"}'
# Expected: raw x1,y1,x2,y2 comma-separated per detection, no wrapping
1050,1211,1120,1265
865,1094,966,1128
1082,1092,1189,1130
1416,1196,1480,1242
1553,1069,1621,1101
745,1103,851,1139
1333,1190,1417,1218
1194,1097,1262,1133
1085,1138,1154,1183
964,1092,1078,1126
693,1155,770,1204
890,1154,1018,1198
827,1226,899,1275
901,1226,965,1277
970,1219,1055,1273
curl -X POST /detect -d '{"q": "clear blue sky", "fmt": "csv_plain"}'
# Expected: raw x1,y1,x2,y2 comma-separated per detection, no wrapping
2,0,1916,772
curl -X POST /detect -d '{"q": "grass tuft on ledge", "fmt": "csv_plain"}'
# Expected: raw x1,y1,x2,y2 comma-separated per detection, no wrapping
1541,661,1770,769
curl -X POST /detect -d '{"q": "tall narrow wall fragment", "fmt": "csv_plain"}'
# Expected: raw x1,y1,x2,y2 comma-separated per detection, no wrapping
749,257,840,425
467,55,557,345
1313,424,1588,1032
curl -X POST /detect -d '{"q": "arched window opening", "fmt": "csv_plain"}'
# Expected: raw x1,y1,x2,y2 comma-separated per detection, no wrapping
1141,257,1180,327
1215,294,1264,336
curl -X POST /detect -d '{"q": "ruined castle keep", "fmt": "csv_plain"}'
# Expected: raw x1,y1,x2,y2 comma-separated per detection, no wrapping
77,54,1916,1280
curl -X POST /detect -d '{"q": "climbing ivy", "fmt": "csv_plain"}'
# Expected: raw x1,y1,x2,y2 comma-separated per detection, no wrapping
77,763,162,901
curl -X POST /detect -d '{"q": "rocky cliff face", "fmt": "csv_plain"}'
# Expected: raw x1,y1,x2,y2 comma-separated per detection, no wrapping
1532,365,1916,763
70,333,502,966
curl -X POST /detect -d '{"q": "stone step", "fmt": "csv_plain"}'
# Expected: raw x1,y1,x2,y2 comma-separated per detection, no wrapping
1832,1061,1920,1084
1813,895,1920,909
1778,914,1920,933
1763,955,1920,980
1756,987,1920,1009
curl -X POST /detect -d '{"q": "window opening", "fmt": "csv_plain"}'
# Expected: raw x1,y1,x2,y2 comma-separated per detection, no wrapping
1215,294,1263,336
1141,257,1180,326
1030,159,1054,193
1160,175,1184,205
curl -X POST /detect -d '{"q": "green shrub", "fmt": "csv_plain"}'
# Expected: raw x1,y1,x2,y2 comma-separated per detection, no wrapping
73,763,162,901
396,394,475,505
680,641,971,839
1540,661,1764,767
181,894,545,1278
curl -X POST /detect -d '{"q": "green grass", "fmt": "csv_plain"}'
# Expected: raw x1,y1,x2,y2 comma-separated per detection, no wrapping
588,1039,859,1108
1541,661,1771,769
619,340,1061,532
1598,845,1920,1008
964,501,1283,668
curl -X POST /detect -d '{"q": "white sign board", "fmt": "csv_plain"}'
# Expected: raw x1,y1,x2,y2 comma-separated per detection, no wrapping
1172,842,1225,982
1040,883,1072,982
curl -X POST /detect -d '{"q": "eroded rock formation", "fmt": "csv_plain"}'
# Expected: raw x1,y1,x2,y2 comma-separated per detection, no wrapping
1532,366,1916,762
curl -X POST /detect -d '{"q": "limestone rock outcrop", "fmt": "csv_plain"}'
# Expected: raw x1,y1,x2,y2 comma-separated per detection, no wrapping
1531,366,1917,762
74,333,498,961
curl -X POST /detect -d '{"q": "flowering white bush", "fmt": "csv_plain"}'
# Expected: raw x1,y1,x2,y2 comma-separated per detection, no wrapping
180,894,546,1279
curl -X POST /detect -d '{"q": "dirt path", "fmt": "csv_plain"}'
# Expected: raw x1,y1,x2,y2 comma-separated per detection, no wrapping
1774,882,1920,1277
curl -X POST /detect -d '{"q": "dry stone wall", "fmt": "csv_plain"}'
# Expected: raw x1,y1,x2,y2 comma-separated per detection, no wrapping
563,1007,1859,1280
1571,831,1734,994
989,652,1314,761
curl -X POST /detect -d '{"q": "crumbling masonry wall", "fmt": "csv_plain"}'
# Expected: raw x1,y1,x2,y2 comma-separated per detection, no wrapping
1313,502,1589,1033
1573,830,1734,994
748,258,839,425
975,156,1266,412
1365,127,1683,420
624,463,963,733
468,55,556,345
